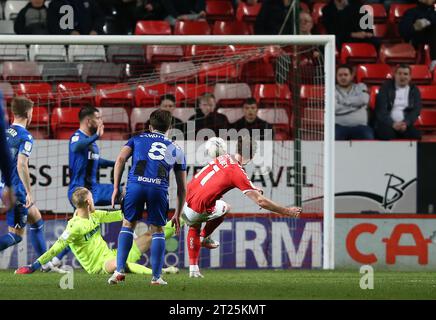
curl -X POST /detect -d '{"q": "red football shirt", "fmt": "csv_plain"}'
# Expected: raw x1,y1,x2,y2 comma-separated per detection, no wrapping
186,154,261,213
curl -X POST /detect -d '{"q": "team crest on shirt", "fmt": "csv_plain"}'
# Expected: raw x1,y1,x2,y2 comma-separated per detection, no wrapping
71,135,80,143
24,141,32,152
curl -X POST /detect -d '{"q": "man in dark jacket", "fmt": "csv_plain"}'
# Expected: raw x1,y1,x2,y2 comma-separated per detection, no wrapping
399,0,436,71
14,0,49,34
47,0,105,35
254,0,295,35
374,64,422,140
322,0,379,50
188,93,229,139
232,98,274,140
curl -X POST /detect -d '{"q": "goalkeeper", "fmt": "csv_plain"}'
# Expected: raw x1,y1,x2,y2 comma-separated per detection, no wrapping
15,187,179,275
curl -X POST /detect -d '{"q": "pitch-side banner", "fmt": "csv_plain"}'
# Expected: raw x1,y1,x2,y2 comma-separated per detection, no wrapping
27,140,416,214
0,217,322,269
336,217,436,270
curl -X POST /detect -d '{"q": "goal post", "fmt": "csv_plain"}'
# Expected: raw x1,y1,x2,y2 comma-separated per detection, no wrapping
0,34,335,270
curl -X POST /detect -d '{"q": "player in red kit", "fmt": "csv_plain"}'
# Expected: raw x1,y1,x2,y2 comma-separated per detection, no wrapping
178,136,302,278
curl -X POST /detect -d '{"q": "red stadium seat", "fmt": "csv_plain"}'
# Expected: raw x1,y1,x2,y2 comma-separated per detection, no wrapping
198,62,239,83
174,20,211,35
300,2,310,13
95,83,134,109
373,23,388,38
369,85,380,110
379,43,417,64
15,83,53,107
206,0,235,22
56,82,93,108
214,83,251,107
253,84,292,108
340,43,378,64
160,62,197,83
300,85,324,108
51,107,81,139
130,107,156,132
312,3,327,34
184,44,226,61
2,61,42,82
135,83,173,108
28,106,50,139
410,65,432,85
417,85,436,107
239,60,275,84
388,3,416,24
236,2,261,23
97,107,130,140
362,4,387,23
212,20,252,35
416,109,436,141
135,20,171,35
356,64,393,86
175,83,214,107
146,45,184,64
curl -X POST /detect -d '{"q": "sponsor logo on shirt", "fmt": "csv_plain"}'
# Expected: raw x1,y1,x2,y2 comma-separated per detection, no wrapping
88,151,100,160
137,176,162,184
84,225,100,241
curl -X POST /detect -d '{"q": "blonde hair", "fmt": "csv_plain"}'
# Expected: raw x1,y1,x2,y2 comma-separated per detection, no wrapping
71,187,90,208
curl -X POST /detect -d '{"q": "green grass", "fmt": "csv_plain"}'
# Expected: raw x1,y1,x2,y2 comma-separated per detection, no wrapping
0,269,435,300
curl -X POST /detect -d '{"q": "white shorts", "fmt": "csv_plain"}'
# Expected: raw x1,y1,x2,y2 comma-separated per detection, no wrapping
182,200,229,226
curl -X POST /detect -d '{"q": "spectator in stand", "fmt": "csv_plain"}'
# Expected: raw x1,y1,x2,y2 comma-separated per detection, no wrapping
188,93,229,138
254,0,295,35
47,0,105,35
135,0,166,21
161,0,206,27
374,64,422,140
14,0,49,34
399,0,436,71
335,65,374,140
322,0,380,50
144,94,185,139
232,98,274,140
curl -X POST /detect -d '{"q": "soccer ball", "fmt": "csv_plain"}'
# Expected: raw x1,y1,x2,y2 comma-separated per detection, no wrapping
205,137,227,158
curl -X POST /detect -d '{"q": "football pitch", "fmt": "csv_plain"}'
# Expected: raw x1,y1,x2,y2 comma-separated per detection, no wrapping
0,269,435,300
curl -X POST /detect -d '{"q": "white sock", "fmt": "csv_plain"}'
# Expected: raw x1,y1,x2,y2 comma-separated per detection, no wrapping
51,257,61,266
42,262,52,269
189,265,199,273
430,60,436,72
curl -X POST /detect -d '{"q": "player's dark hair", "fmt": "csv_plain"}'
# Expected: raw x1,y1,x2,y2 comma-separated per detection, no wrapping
11,96,33,118
149,109,172,133
72,187,90,209
237,135,257,161
198,92,216,103
159,94,176,105
244,97,257,106
395,63,411,72
336,64,353,74
79,105,99,122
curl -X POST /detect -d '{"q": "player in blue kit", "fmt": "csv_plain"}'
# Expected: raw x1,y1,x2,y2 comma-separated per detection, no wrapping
0,97,61,272
108,109,187,285
68,106,117,207
52,106,119,267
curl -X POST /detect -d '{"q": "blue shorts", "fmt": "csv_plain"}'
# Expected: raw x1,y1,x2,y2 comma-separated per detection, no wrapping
122,183,169,226
6,193,28,229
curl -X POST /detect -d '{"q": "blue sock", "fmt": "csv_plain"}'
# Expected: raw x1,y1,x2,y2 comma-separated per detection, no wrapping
0,232,22,251
56,247,71,260
151,232,166,280
30,219,47,257
116,227,134,273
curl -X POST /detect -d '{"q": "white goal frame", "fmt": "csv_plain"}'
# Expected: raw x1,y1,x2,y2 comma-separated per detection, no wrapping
0,35,335,270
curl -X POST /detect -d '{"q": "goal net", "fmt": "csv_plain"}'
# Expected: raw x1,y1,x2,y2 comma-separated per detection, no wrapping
0,35,334,271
